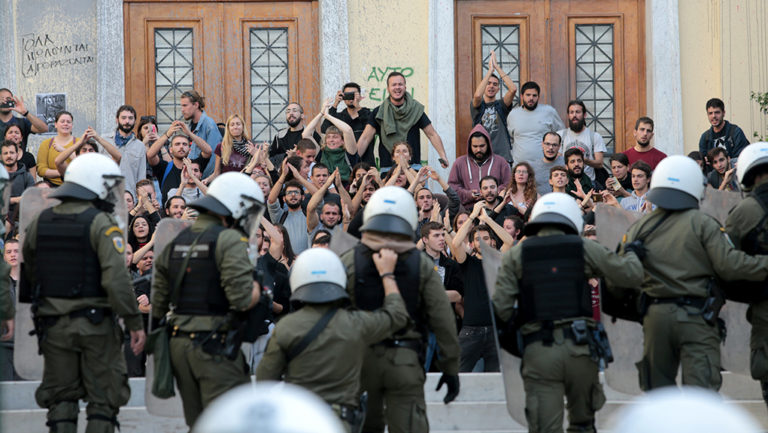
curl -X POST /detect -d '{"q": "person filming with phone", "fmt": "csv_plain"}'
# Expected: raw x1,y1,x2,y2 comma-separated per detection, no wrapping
0,88,48,152
322,82,375,166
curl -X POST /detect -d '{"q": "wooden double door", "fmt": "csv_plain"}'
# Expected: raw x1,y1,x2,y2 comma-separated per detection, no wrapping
124,0,319,142
455,0,646,155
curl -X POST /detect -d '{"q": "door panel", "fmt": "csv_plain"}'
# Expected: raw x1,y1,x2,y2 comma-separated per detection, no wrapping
124,1,318,141
455,0,645,156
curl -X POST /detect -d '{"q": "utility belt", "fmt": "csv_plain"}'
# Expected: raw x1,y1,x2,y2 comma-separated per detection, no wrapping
331,392,367,433
647,290,726,340
522,320,613,364
171,326,242,360
647,295,707,309
378,338,422,353
31,307,114,354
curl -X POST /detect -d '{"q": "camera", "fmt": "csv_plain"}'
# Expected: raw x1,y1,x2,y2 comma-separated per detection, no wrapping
0,100,15,109
342,91,356,101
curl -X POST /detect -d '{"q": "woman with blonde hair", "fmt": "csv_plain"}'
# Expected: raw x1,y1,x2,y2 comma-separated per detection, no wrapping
206,113,254,183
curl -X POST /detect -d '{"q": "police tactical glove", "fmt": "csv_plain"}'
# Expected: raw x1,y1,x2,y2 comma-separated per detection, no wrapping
624,240,647,261
436,373,460,404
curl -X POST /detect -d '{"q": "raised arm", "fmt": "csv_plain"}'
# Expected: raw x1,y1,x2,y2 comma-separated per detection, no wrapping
132,231,156,265
323,107,357,155
54,134,86,177
356,124,377,157
302,111,324,144
177,121,212,158
147,124,176,166
181,158,209,194
452,201,484,263
422,123,449,168
11,96,48,133
333,169,353,214
260,218,284,261
350,174,370,217
268,160,290,205
285,162,318,195
478,209,515,252
91,128,122,164
306,170,335,231
491,51,518,108
472,57,495,108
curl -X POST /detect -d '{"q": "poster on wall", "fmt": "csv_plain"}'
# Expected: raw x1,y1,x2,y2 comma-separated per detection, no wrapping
35,93,66,134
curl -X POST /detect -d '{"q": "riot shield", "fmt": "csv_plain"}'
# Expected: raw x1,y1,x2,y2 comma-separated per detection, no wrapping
145,218,192,418
14,188,61,380
700,188,742,225
480,241,527,427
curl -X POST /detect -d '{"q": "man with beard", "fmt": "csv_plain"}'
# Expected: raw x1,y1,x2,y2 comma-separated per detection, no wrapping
164,196,187,219
0,88,48,150
1,140,35,217
706,147,739,191
270,102,321,166
507,81,564,166
623,117,666,170
357,72,450,169
179,90,221,177
448,124,511,207
268,178,309,255
479,175,521,225
104,105,148,198
147,133,211,205
558,100,606,184
564,147,593,198
413,169,460,238
322,82,375,165
531,132,566,195
471,51,517,163
698,98,749,166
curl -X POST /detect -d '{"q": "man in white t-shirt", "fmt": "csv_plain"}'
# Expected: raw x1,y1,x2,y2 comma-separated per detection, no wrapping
557,100,606,183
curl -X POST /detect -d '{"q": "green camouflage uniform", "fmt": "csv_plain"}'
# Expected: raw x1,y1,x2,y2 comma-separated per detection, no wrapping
622,208,768,391
23,200,143,433
493,228,643,433
151,213,254,428
340,249,460,433
256,293,409,432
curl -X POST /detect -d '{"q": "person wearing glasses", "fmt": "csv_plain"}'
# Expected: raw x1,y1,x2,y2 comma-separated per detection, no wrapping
531,131,566,195
104,105,147,199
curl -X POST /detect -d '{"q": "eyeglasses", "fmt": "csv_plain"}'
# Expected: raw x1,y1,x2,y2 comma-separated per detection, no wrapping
542,142,560,148
515,170,529,175
285,190,302,196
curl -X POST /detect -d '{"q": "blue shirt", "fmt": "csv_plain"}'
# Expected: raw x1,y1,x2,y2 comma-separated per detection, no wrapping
190,111,222,177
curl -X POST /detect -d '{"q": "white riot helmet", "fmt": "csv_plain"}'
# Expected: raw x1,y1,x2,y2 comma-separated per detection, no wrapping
189,172,265,230
611,387,761,433
289,248,348,303
193,382,345,433
524,192,583,236
360,186,418,239
647,155,705,210
50,153,123,201
736,141,768,189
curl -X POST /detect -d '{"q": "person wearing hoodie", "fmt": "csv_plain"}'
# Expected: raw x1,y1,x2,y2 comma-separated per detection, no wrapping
448,124,512,207
1,139,35,218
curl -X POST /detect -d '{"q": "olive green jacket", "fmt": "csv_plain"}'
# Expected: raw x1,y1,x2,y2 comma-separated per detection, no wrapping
22,200,142,331
622,208,768,298
0,261,12,320
256,294,409,406
725,182,767,249
340,249,461,376
493,227,643,329
152,213,255,331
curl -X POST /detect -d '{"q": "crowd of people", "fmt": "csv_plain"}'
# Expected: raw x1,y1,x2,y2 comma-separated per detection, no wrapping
0,55,763,432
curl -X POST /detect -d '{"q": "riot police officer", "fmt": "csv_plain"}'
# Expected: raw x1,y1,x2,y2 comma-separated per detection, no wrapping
493,192,644,433
257,247,410,432
21,153,145,433
724,142,768,408
623,155,768,391
0,165,14,343
339,186,460,433
151,171,264,428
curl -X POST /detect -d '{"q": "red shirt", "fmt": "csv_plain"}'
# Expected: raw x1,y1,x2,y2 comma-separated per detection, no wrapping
623,147,667,170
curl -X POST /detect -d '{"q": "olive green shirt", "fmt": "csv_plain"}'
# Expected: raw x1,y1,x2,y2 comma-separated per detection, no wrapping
340,249,461,376
622,208,768,298
256,294,409,406
22,199,142,331
725,182,768,249
0,261,12,320
493,228,644,329
151,213,255,331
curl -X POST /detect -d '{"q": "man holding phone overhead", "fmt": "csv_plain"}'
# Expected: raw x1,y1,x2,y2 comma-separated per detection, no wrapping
322,82,375,166
104,105,147,199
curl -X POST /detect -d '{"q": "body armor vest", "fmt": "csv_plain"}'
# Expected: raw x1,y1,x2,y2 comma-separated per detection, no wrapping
36,207,105,299
169,225,229,315
353,244,423,335
517,235,592,325
724,186,768,303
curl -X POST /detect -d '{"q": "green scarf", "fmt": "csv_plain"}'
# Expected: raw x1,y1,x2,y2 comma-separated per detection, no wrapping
321,147,351,179
375,92,425,154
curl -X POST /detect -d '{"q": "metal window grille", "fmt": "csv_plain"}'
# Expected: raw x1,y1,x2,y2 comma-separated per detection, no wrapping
154,29,194,132
575,24,615,152
249,28,290,142
480,25,520,106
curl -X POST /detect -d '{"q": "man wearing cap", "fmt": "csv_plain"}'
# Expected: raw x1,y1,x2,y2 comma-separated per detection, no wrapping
339,186,460,433
493,192,644,432
21,154,145,433
151,172,264,428
257,248,410,432
723,142,768,409
620,155,768,391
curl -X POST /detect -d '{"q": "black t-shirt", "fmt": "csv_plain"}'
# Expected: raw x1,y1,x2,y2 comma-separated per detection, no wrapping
367,107,431,168
20,151,36,174
459,254,493,326
151,155,210,205
269,128,322,158
322,106,373,165
0,116,33,151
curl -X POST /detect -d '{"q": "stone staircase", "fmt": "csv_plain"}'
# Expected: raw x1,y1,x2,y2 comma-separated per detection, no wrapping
1,372,765,432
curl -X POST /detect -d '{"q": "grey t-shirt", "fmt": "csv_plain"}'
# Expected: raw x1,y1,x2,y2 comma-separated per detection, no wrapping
557,127,607,182
267,200,309,255
529,155,565,196
507,104,564,165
